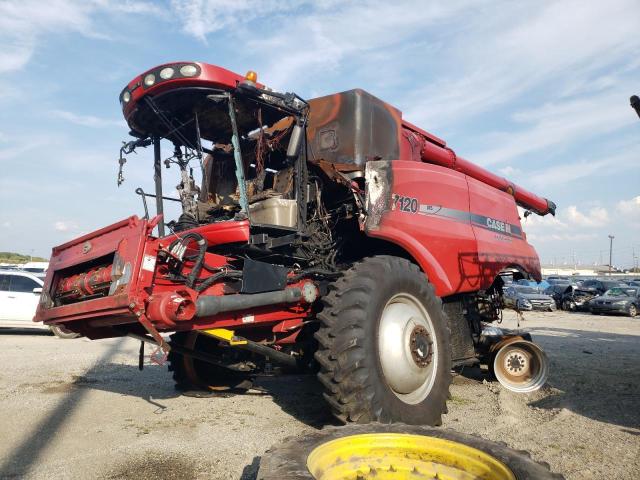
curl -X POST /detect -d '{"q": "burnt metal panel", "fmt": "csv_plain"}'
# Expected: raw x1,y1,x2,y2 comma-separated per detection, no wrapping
307,89,402,166
364,160,393,231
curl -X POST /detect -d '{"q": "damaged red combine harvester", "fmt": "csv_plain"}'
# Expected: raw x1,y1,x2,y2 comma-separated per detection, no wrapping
35,62,556,424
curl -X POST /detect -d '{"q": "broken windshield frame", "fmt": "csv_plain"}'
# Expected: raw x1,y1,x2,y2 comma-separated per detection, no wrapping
118,84,309,237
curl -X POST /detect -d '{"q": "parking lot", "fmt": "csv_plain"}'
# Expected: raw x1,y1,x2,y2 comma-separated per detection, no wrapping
0,310,638,479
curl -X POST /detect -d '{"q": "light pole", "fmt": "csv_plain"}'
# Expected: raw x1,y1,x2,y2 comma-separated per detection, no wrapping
608,235,614,275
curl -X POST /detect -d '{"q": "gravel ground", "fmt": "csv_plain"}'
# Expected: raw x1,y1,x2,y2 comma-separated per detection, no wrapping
0,310,638,479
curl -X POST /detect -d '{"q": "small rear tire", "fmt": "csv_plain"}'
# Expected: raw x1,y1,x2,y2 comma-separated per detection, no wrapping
168,331,254,393
49,325,80,339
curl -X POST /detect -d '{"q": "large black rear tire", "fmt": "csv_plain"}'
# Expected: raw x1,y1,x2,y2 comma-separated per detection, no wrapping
314,256,452,425
168,331,254,393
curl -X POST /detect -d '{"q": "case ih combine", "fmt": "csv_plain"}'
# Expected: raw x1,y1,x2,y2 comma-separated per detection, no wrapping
34,62,555,425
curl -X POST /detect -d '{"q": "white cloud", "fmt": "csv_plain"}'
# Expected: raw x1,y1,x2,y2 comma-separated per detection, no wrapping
527,232,597,244
520,204,608,234
498,166,519,177
51,110,125,128
404,0,640,129
170,0,472,89
1,221,11,228
525,150,640,190
0,0,160,74
169,0,301,42
472,89,637,167
616,196,640,224
54,220,78,232
617,195,640,214
565,205,609,228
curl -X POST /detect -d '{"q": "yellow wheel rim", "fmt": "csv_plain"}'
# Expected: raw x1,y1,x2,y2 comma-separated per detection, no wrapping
306,433,516,480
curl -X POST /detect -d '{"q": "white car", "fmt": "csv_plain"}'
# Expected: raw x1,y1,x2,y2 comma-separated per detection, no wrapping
0,270,78,338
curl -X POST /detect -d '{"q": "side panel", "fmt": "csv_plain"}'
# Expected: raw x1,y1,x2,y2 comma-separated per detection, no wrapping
366,160,480,297
466,176,541,283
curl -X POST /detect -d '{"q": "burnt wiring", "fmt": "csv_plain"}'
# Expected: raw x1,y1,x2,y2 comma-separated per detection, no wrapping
250,109,293,192
168,213,199,232
295,176,341,269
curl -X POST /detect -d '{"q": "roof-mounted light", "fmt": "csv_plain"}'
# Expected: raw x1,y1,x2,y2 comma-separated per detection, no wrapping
143,73,156,87
245,70,258,83
159,67,175,80
180,64,198,77
122,91,131,103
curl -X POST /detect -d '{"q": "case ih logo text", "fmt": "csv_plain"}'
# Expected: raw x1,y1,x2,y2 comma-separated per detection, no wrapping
485,217,511,234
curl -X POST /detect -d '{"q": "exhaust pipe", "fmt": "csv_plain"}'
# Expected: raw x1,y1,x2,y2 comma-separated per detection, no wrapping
490,337,549,393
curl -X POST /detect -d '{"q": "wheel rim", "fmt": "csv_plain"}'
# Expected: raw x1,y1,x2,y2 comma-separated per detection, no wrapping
378,293,438,405
493,341,548,393
306,433,516,480
630,306,637,317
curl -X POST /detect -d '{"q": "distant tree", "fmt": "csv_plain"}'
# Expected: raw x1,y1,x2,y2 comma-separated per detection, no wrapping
0,252,48,263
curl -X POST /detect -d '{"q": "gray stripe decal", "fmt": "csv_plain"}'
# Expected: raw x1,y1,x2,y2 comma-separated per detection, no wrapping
415,204,523,239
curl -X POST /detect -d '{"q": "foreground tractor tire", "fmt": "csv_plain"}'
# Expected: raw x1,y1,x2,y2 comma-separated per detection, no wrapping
49,325,80,339
315,256,452,425
168,331,253,393
257,423,563,479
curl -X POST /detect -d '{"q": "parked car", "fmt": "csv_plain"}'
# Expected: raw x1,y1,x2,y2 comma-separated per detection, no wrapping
502,285,556,311
579,279,626,296
588,287,639,317
20,261,49,274
0,270,78,338
560,286,595,312
516,279,550,291
544,283,572,308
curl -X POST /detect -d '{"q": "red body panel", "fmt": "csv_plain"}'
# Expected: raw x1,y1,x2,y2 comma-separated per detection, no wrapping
122,62,259,120
34,61,551,341
418,140,551,215
368,161,540,297
34,217,313,342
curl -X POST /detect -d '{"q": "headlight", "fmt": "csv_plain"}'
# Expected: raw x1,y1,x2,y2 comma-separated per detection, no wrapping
519,299,531,306
122,91,131,103
159,67,175,80
144,73,156,86
180,64,198,77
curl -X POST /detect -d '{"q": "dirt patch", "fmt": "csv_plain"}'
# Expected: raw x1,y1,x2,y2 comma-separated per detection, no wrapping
0,311,638,479
103,453,199,480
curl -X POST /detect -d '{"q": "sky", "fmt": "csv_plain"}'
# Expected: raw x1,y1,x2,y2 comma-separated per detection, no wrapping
0,0,638,268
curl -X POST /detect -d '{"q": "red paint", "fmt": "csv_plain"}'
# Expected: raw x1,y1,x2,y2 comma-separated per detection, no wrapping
122,62,262,120
370,161,542,297
417,138,551,215
35,61,551,344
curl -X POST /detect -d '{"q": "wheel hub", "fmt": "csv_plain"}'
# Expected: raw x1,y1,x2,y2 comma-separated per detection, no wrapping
410,325,433,367
378,294,438,404
504,350,529,377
